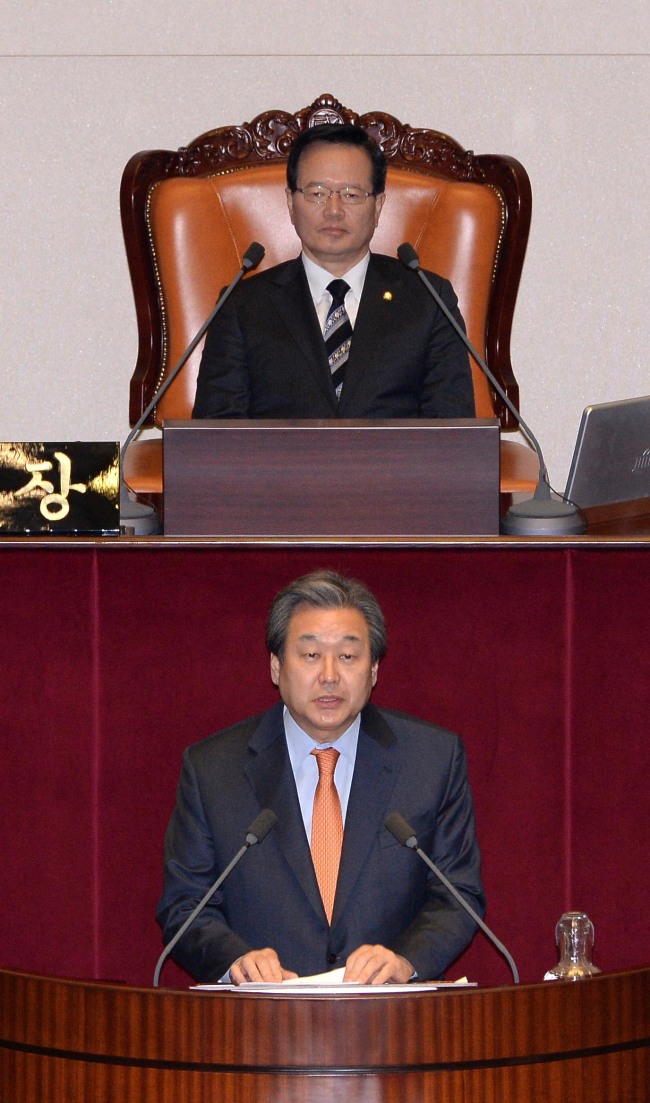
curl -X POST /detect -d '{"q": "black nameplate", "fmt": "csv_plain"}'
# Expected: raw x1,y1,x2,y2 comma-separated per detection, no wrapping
0,442,120,535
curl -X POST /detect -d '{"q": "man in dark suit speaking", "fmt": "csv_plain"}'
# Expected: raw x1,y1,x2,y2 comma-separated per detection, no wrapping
157,570,485,984
192,124,476,421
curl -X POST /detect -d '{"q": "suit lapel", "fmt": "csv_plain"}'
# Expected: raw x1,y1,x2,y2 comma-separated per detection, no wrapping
338,256,402,413
243,702,402,930
244,704,324,919
268,260,338,411
331,705,400,925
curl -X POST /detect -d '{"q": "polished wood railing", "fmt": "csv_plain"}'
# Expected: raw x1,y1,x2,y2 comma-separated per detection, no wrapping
1,966,648,1102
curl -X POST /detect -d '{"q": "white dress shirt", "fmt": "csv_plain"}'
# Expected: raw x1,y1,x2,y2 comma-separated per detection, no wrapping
301,251,371,332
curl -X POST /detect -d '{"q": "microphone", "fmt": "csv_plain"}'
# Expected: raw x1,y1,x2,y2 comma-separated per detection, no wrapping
120,242,266,534
153,807,277,987
385,812,519,984
397,243,584,536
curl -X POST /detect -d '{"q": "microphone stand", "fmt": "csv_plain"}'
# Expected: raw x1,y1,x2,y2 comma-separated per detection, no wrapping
153,808,277,987
386,814,519,984
397,244,584,536
120,243,265,535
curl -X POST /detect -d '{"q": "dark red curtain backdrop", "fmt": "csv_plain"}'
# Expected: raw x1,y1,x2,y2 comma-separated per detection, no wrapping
1,544,648,988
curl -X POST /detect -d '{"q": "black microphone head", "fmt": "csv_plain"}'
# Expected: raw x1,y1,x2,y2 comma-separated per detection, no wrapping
397,243,420,270
242,242,265,271
385,812,418,849
246,808,278,845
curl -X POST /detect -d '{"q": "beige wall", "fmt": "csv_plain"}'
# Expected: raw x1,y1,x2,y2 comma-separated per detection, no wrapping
2,2,648,489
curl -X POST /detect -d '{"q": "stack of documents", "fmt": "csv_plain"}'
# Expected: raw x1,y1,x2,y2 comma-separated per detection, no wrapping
193,969,475,995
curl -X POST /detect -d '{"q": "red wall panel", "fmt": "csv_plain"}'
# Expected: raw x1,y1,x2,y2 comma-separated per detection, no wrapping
1,544,647,989
0,550,99,977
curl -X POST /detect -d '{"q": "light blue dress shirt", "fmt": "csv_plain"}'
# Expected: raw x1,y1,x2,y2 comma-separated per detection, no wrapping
283,706,360,841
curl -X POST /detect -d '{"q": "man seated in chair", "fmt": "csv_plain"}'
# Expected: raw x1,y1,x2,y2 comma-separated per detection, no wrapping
192,124,475,420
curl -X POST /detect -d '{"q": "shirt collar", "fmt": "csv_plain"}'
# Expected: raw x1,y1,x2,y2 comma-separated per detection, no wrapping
283,706,361,772
301,251,371,305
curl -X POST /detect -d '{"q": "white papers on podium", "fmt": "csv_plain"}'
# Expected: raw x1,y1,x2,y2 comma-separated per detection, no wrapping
192,970,475,995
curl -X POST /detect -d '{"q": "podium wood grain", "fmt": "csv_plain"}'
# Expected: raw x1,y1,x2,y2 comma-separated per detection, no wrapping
2,967,648,1102
162,419,501,537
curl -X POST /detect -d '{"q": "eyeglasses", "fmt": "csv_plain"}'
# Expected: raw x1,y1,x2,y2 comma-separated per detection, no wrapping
295,186,376,205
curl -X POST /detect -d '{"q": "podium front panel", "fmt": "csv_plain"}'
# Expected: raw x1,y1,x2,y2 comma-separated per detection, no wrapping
163,419,500,537
1,967,648,1103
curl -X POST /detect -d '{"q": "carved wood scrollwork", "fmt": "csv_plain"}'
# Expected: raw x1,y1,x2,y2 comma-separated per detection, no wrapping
396,129,483,182
172,93,484,181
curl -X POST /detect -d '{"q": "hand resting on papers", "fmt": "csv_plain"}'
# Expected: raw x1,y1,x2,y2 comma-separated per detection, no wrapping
230,947,298,985
342,944,414,984
229,944,413,986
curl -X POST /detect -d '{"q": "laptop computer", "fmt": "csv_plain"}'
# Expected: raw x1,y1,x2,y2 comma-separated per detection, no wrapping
564,396,650,508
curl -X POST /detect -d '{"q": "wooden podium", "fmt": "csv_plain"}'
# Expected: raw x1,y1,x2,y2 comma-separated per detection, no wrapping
162,418,501,537
2,966,648,1102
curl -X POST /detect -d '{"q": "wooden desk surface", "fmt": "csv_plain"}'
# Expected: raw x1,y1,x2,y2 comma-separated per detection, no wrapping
1,966,648,1102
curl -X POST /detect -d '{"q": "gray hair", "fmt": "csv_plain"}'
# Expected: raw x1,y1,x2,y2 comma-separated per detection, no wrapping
266,569,387,664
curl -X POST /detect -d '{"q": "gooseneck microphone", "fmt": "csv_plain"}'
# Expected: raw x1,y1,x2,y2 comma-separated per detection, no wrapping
153,807,277,987
385,812,519,984
120,242,265,534
397,243,584,537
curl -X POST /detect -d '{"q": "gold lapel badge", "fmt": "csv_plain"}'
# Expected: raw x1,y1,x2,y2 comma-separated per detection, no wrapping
383,291,393,301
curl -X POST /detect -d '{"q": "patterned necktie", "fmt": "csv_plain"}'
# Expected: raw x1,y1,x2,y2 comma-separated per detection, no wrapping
310,747,343,923
323,279,353,399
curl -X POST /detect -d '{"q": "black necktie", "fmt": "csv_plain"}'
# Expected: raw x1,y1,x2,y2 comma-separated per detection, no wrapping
323,279,353,398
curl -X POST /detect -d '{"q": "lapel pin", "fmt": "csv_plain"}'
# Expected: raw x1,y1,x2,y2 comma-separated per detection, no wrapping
383,291,393,301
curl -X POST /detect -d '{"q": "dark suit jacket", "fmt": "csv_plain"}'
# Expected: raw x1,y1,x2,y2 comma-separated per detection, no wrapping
192,254,476,420
157,702,485,982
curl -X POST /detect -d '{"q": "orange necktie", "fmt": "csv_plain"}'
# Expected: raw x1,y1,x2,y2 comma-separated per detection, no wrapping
310,748,344,923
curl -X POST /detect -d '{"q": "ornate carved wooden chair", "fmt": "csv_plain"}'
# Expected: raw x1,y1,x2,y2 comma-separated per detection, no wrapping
120,93,539,498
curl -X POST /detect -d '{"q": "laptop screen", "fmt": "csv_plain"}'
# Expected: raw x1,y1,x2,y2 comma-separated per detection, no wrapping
564,396,650,508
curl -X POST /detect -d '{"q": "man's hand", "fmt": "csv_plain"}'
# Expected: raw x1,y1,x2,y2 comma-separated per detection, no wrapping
229,948,298,985
343,944,414,985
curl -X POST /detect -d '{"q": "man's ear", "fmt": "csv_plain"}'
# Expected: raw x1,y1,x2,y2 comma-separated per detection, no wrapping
374,192,386,227
285,187,295,226
270,653,281,685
